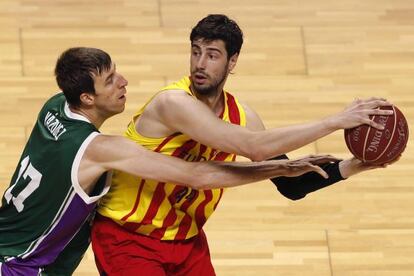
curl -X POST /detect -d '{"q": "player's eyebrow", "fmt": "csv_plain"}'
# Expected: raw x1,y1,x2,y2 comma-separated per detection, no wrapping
191,44,223,55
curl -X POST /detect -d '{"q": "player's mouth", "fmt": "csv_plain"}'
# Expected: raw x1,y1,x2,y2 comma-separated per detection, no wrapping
119,92,126,100
193,73,208,85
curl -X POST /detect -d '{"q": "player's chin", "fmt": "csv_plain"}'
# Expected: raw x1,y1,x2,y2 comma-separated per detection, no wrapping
113,103,126,115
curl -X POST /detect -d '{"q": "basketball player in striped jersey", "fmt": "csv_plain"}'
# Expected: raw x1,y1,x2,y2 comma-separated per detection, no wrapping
92,15,394,275
0,47,339,276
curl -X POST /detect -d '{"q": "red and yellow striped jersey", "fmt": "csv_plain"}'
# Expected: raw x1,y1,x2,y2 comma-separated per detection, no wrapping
98,76,246,240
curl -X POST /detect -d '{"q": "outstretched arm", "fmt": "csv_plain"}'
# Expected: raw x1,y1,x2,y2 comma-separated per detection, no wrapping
149,91,392,161
78,135,339,192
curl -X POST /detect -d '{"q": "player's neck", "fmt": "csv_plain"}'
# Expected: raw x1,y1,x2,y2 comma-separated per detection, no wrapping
195,90,225,117
69,106,105,129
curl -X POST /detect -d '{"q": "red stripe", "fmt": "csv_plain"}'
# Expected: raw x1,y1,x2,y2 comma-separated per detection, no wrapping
122,182,166,232
211,153,235,211
123,183,167,233
196,144,207,161
214,152,230,161
214,92,238,210
121,179,146,221
194,190,213,229
174,192,198,240
148,185,182,239
174,140,198,160
154,132,181,152
208,149,218,160
213,189,224,211
226,92,240,125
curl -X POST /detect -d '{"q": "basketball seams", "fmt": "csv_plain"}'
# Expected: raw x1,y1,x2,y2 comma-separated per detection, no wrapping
362,113,376,162
345,130,359,159
371,105,397,164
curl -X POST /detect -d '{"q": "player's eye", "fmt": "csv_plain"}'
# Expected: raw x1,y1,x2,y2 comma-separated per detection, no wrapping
106,77,113,85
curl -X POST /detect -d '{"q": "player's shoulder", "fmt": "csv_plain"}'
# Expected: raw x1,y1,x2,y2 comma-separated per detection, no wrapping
236,98,255,114
153,89,194,107
234,99,264,130
87,134,120,148
83,134,130,163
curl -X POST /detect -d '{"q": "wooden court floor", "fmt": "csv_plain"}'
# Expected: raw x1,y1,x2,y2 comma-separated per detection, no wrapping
0,1,413,275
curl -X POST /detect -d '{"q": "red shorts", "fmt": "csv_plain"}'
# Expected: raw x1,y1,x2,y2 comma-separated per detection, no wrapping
91,215,216,276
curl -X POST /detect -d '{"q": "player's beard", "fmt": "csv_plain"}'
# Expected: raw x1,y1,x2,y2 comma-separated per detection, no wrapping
191,64,228,96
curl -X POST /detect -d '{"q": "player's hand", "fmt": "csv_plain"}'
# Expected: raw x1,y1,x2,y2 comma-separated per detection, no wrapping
353,155,401,170
328,97,393,130
339,155,401,178
294,154,342,165
277,154,342,179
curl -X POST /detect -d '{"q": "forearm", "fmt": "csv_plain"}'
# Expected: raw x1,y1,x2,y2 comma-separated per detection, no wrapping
190,155,335,190
250,119,338,160
192,160,294,190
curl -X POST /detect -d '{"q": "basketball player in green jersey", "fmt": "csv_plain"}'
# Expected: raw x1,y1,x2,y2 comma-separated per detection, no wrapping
0,47,344,275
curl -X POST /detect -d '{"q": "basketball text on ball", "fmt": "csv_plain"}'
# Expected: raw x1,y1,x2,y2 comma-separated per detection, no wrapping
352,127,361,142
385,117,408,159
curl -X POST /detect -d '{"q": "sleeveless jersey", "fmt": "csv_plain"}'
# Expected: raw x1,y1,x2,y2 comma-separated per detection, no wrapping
0,93,110,275
98,76,246,240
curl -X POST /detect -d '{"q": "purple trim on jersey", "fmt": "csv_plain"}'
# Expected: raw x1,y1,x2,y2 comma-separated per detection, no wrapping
2,193,95,274
0,261,40,276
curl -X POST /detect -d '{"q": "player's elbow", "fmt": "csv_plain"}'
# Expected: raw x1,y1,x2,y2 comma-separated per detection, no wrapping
186,162,235,190
187,175,215,190
237,140,266,161
248,150,268,162
241,133,280,161
183,164,215,190
241,144,269,162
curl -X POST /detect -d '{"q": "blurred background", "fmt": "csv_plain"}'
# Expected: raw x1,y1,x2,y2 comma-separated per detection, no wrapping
0,1,413,275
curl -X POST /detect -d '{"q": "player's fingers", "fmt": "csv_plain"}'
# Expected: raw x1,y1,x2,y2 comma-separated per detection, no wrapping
363,118,385,130
305,155,342,164
308,164,329,179
366,97,387,102
366,109,394,116
364,99,393,109
299,154,339,161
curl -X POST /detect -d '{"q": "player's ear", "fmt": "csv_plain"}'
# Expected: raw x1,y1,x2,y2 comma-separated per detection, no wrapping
79,92,95,107
228,53,238,73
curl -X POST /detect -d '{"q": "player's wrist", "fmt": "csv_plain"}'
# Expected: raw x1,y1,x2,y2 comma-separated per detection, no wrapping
321,115,341,132
338,158,365,178
338,159,352,178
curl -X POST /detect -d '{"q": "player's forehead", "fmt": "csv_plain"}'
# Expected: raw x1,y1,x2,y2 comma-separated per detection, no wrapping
191,38,226,52
92,62,115,82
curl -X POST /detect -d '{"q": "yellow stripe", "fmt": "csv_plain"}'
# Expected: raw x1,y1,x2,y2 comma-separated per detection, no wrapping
184,191,206,239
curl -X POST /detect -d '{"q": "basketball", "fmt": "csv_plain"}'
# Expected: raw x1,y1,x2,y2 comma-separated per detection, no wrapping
344,105,409,165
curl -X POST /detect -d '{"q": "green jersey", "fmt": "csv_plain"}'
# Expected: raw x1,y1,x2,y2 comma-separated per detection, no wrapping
0,93,110,275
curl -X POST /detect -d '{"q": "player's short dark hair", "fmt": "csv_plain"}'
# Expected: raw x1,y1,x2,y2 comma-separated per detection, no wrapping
190,14,243,59
54,47,112,107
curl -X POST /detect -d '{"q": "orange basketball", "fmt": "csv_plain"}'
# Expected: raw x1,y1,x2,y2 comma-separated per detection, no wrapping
344,105,409,165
